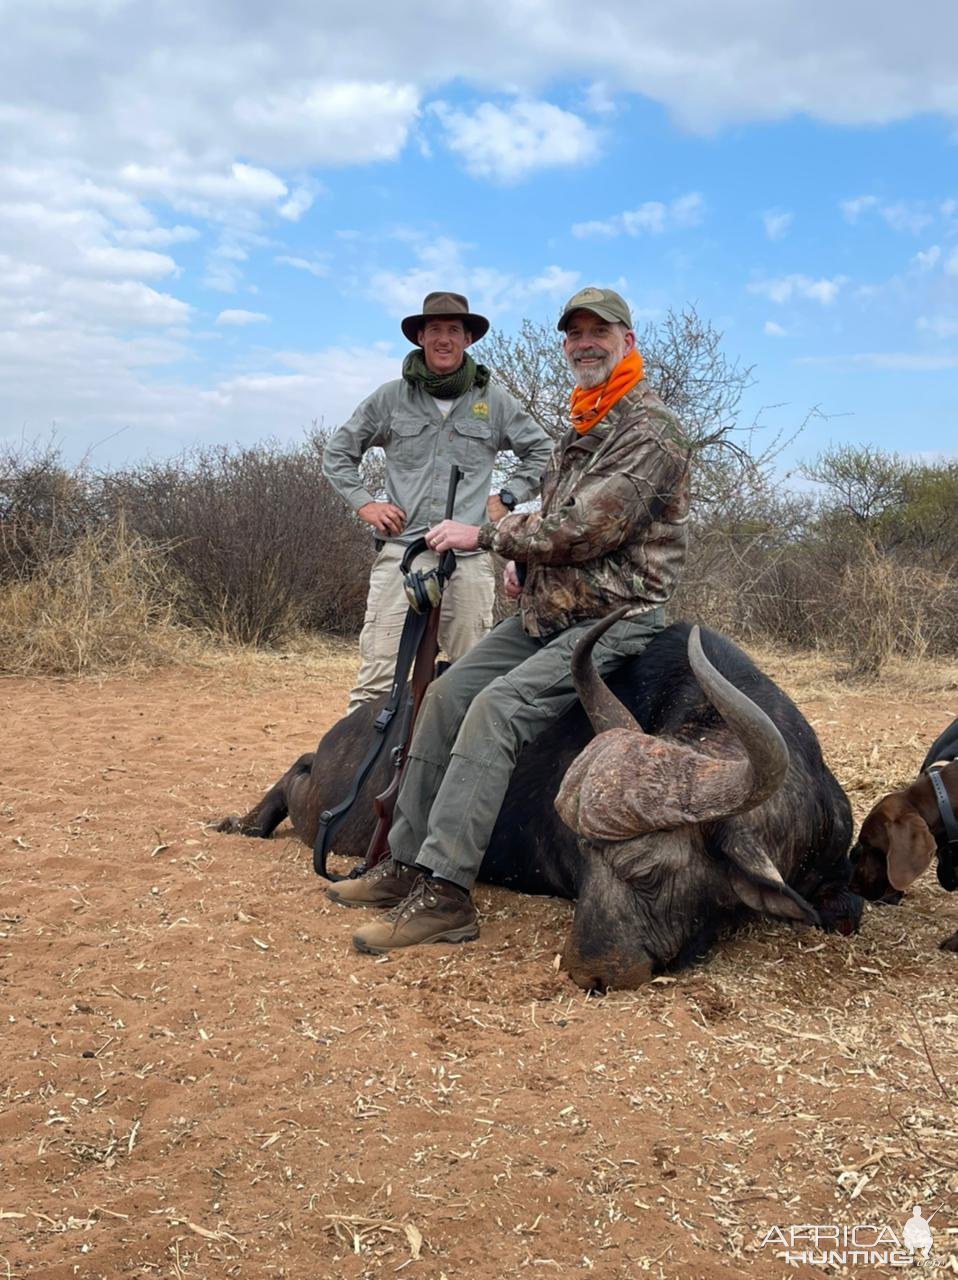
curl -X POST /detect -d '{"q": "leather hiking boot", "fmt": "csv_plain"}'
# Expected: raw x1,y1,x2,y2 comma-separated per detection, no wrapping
325,858,419,909
352,877,479,954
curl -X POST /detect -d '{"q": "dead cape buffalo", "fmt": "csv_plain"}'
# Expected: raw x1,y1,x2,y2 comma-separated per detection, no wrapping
217,618,861,989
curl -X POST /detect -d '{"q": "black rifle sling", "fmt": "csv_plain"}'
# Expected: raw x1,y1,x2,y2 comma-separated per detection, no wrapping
312,605,429,878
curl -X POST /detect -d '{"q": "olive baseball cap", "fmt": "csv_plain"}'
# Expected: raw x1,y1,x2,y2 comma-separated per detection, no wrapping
401,291,490,345
557,286,632,331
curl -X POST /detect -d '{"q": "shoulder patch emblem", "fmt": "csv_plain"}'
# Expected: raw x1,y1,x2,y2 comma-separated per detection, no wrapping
471,401,489,419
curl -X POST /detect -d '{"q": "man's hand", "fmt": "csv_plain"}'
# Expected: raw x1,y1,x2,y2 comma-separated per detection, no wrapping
502,560,523,600
425,520,480,554
486,494,511,522
357,501,406,537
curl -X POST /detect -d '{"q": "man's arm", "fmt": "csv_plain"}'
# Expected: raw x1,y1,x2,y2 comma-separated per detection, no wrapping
478,432,687,566
321,389,406,536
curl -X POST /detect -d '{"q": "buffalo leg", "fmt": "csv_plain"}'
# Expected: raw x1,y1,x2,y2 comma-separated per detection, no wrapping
216,753,312,838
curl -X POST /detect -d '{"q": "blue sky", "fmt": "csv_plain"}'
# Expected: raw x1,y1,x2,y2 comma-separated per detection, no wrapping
2,1,956,475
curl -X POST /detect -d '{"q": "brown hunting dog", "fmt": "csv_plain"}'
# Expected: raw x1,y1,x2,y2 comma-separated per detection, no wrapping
849,717,958,951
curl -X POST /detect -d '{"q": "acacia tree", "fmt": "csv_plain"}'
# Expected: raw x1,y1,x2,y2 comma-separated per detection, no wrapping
801,444,958,572
800,444,909,525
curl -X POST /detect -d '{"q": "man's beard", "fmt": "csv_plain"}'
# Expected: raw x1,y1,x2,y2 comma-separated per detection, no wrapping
567,347,616,390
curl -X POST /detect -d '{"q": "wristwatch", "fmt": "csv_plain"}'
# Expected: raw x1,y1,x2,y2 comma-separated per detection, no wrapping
498,488,518,511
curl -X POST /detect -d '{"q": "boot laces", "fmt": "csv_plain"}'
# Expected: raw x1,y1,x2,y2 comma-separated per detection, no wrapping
382,875,436,924
369,858,397,882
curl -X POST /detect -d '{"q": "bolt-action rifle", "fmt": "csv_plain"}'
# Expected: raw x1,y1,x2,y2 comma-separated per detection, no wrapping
359,463,462,872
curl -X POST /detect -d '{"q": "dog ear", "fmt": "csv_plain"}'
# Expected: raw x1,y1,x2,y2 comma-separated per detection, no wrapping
886,813,937,891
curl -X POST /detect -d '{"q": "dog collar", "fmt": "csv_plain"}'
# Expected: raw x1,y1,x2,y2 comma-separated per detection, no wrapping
927,767,958,851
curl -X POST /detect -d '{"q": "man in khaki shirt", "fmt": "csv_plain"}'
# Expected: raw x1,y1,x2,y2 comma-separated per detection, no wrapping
322,291,553,715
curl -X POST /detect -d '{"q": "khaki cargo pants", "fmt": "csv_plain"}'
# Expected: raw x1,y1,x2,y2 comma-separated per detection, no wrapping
347,544,496,716
387,607,665,889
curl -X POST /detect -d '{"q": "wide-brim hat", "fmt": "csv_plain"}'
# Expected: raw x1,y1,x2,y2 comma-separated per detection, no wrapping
401,291,490,345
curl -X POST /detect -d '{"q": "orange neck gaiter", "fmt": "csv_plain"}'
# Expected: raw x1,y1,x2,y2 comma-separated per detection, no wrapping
570,349,644,434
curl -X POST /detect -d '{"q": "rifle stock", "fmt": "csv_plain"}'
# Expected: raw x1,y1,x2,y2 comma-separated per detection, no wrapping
364,465,462,869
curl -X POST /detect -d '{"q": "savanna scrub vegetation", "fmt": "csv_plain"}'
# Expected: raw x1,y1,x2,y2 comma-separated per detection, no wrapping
2,307,955,676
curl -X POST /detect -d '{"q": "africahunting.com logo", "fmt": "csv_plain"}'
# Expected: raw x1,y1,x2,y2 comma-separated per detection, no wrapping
759,1205,950,1267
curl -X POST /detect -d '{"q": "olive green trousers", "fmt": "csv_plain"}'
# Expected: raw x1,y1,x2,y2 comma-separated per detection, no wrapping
387,608,664,889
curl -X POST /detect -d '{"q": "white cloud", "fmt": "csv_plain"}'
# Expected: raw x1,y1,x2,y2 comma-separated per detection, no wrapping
879,201,934,234
121,161,289,210
114,225,200,247
572,193,704,239
583,82,617,115
202,239,248,294
913,245,941,271
3,4,958,187
841,194,936,233
917,314,958,338
276,255,330,278
368,235,579,321
764,320,787,337
748,274,847,305
4,337,402,468
80,246,177,279
233,81,419,166
201,229,272,295
216,309,270,326
61,279,191,328
0,180,192,347
434,99,599,182
189,345,403,444
278,186,317,222
945,248,958,276
762,209,793,241
840,195,880,223
0,262,191,334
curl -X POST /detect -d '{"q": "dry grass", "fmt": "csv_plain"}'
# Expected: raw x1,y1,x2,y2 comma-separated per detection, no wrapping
749,636,958,699
186,629,361,691
0,519,196,676
834,542,951,678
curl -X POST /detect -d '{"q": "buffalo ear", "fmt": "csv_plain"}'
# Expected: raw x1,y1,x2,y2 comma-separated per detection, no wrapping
886,814,936,891
727,867,820,925
722,833,820,925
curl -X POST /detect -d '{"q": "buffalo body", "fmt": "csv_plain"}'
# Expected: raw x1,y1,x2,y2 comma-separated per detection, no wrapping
219,622,861,987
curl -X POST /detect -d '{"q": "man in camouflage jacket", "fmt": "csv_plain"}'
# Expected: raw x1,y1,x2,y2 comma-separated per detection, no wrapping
328,287,691,954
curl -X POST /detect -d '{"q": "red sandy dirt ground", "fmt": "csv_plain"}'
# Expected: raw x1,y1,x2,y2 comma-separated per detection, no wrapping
2,643,958,1279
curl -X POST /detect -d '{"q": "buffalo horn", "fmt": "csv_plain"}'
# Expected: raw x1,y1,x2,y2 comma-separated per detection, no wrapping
686,625,789,814
571,606,642,734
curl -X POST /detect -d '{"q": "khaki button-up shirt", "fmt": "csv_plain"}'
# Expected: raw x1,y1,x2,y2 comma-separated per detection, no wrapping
322,377,553,543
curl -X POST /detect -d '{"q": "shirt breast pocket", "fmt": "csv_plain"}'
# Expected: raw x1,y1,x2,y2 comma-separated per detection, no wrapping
389,416,432,467
450,416,495,469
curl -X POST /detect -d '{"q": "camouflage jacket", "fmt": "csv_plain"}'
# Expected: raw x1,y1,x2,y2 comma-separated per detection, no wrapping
476,379,690,637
